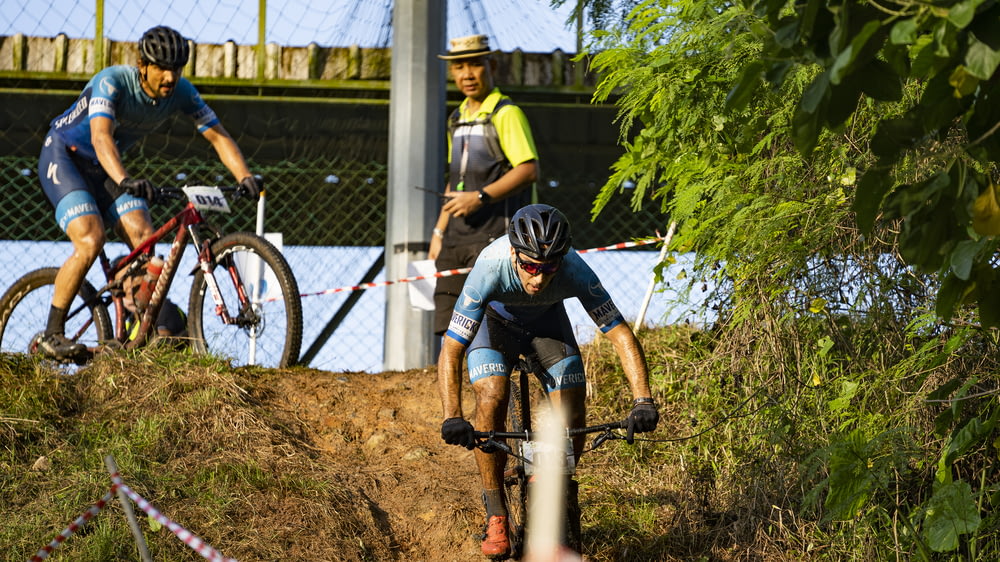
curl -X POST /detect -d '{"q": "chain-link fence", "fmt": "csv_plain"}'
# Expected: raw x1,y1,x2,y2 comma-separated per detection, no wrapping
0,1,679,372
0,150,672,371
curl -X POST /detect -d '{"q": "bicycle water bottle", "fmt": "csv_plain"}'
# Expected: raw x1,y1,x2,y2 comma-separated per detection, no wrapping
133,256,164,311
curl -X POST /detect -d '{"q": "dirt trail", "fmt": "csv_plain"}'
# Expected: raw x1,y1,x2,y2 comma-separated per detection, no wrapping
267,366,489,561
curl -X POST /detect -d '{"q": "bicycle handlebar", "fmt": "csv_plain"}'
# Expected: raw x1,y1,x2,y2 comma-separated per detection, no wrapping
472,420,626,440
155,185,239,198
472,419,632,450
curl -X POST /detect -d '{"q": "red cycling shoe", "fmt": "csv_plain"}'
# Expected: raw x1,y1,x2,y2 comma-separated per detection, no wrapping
482,515,510,557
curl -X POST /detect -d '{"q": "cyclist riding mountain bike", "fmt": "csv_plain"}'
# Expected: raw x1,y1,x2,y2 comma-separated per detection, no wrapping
36,25,262,360
437,204,660,558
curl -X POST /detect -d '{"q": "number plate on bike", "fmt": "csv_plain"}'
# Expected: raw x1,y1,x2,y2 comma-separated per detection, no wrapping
183,186,231,214
521,439,576,476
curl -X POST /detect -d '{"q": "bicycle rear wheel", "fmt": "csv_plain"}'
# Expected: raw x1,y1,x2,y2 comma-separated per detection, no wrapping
0,267,112,356
188,232,302,368
504,372,531,560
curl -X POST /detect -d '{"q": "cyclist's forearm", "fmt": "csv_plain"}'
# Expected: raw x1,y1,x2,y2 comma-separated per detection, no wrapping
217,142,252,181
606,324,653,399
204,126,252,181
437,336,465,418
91,122,127,184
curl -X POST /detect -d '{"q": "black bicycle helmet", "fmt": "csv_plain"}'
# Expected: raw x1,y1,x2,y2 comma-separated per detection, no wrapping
139,26,190,68
508,204,572,260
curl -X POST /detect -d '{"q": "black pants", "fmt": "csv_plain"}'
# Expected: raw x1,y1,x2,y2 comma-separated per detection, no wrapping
433,240,492,335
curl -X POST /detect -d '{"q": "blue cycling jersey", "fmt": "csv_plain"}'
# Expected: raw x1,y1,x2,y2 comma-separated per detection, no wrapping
47,65,219,160
445,237,626,346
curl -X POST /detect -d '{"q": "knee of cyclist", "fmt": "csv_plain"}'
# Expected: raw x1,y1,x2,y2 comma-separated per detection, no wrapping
475,391,507,415
135,226,155,242
73,232,106,259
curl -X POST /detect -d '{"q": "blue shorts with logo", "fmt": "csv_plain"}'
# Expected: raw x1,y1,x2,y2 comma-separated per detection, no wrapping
467,303,585,393
38,133,148,232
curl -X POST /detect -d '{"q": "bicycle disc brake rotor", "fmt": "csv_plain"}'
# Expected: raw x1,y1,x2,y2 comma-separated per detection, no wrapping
237,301,265,335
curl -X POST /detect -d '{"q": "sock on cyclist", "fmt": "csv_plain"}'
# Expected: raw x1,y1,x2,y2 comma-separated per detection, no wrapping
483,488,508,518
45,305,67,336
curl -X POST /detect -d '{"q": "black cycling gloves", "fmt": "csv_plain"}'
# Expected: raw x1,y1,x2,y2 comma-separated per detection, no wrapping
119,177,155,202
441,417,476,449
237,175,263,200
627,400,659,443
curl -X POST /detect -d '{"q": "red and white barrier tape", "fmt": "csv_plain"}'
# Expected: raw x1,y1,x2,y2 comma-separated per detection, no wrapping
109,473,237,562
575,238,660,254
30,488,116,561
294,236,663,300
30,475,236,562
299,265,470,298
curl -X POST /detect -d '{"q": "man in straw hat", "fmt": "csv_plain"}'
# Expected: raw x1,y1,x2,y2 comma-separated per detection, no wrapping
428,34,541,350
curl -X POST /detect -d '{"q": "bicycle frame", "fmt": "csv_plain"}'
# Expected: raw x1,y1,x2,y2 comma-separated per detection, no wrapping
77,188,240,349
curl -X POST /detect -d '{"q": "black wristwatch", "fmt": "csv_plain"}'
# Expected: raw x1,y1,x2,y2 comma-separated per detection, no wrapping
478,190,493,205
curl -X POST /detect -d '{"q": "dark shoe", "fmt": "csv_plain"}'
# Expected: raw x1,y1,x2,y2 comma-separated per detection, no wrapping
36,333,87,360
481,515,510,557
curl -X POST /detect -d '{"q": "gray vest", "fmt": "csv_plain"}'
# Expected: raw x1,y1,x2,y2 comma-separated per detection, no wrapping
445,99,531,246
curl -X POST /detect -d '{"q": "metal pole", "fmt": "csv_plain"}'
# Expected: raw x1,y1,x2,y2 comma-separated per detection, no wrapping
95,0,105,73
634,221,676,331
104,455,153,562
383,0,445,370
257,0,267,80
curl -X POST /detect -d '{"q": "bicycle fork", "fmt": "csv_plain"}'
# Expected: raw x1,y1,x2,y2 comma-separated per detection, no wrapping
194,233,236,324
193,229,257,328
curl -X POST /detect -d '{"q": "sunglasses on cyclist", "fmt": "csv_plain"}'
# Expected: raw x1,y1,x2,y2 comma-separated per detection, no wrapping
516,253,561,276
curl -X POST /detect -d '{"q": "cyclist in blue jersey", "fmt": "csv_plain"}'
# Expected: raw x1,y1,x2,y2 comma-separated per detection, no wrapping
35,25,262,360
437,204,660,557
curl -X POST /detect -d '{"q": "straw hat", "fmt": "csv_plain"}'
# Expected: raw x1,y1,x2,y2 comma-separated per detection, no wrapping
438,34,497,60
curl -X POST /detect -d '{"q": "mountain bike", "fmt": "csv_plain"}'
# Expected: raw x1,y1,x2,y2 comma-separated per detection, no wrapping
472,355,633,560
0,185,302,368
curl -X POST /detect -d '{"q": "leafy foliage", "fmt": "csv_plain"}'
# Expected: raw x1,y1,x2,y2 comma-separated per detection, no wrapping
550,0,646,33
729,0,1000,325
585,0,1000,558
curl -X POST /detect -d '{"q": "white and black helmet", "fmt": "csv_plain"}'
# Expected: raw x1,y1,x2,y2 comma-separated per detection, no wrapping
508,204,572,260
139,26,190,68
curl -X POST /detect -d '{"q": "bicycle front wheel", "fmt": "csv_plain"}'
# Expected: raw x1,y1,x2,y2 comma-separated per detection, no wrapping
188,232,302,368
0,267,112,355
